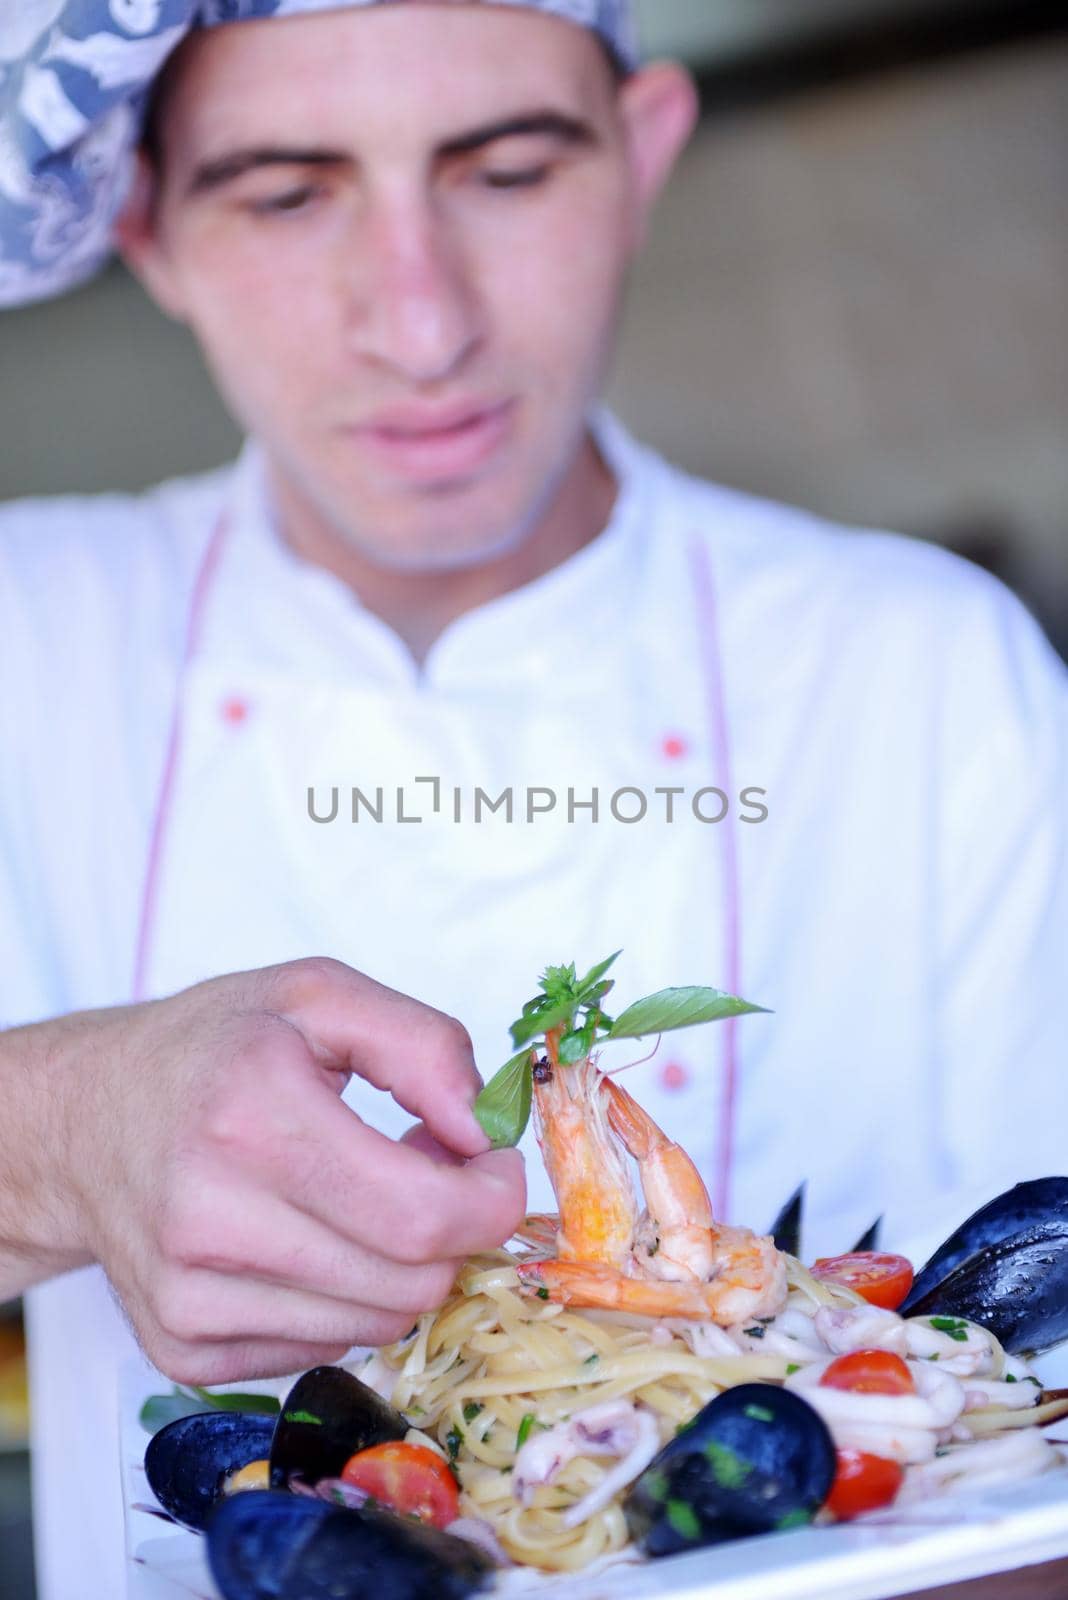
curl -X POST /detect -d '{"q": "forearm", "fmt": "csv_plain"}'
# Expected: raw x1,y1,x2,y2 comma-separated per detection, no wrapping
0,1011,105,1298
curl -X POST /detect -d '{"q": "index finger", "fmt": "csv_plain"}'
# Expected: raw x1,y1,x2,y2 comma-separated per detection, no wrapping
269,957,490,1158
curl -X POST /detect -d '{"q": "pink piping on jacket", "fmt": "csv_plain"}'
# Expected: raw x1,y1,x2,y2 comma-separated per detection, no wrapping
687,533,742,1223
130,514,229,1003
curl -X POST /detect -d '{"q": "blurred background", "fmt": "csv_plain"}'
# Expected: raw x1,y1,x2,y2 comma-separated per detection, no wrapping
1,2,1065,1594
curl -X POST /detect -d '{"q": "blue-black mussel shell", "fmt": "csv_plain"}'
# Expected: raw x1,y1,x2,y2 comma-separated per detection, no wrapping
268,1364,408,1488
901,1178,1068,1353
144,1412,276,1532
207,1490,494,1600
624,1383,836,1558
145,1366,408,1531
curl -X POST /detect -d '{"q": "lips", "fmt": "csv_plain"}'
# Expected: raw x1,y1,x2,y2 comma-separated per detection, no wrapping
349,398,516,484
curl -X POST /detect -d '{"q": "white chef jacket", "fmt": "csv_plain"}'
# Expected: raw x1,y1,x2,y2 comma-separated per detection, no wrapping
2,414,1066,1599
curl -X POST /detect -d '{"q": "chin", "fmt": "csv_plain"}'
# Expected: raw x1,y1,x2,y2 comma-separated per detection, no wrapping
325,475,555,576
348,519,532,576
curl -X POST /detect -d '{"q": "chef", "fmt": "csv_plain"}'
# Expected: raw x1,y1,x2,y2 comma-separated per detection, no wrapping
1,2,1066,1595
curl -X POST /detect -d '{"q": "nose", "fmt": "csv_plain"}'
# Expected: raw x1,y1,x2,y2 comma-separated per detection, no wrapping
343,191,483,384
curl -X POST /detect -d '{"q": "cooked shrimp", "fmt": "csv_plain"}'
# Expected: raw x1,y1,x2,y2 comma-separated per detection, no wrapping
518,1054,787,1325
603,1076,717,1282
519,1231,786,1324
530,1050,635,1268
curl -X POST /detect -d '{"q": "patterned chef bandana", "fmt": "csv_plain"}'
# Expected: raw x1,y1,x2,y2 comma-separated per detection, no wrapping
0,0,637,307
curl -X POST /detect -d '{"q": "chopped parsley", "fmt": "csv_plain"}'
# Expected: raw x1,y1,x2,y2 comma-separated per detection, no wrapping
584,1353,600,1366
1005,1372,1017,1383
703,1439,751,1489
743,1403,775,1424
776,1509,812,1531
463,1402,484,1423
743,1325,766,1339
929,1316,969,1342
445,1427,464,1461
536,1287,550,1301
665,1499,702,1541
641,1467,669,1501
283,1409,322,1426
516,1413,537,1449
785,1363,801,1376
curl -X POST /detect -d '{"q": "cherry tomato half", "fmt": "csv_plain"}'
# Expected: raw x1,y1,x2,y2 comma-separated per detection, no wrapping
825,1448,904,1519
340,1441,460,1529
810,1251,914,1310
820,1350,915,1396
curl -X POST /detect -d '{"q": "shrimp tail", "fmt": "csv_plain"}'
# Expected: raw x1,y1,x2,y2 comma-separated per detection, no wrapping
518,1247,788,1325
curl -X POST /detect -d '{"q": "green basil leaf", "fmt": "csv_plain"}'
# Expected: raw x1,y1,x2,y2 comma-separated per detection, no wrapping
557,1029,589,1064
190,1386,281,1415
510,996,577,1048
473,1048,534,1148
607,987,770,1040
138,1386,279,1435
139,1393,209,1433
575,950,622,998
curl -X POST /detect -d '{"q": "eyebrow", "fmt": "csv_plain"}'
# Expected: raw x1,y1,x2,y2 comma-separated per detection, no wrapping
185,110,598,197
437,110,597,158
186,147,347,197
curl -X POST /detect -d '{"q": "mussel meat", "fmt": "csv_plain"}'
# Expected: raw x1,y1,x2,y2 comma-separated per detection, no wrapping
624,1383,836,1557
144,1412,276,1532
901,1178,1068,1353
269,1364,408,1489
207,1490,494,1600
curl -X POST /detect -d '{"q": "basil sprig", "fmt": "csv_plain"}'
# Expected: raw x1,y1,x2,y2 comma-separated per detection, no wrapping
473,953,768,1149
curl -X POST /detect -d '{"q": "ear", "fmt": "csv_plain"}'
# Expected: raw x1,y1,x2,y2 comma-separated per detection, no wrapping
617,63,699,251
113,150,190,322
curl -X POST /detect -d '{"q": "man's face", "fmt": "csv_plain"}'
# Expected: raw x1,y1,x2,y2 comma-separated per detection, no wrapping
131,5,682,573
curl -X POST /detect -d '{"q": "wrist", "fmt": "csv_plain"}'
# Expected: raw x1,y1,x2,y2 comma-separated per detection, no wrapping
0,1011,109,1294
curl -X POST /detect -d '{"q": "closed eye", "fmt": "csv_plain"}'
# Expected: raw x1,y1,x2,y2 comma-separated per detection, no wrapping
247,185,322,215
480,166,551,191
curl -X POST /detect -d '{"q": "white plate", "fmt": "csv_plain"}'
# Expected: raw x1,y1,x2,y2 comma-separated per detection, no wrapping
123,1347,1068,1600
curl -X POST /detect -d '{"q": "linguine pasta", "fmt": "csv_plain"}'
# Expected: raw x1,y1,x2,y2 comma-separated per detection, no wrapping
361,1250,869,1571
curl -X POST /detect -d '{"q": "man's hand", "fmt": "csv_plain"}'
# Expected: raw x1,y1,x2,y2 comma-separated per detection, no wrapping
0,958,525,1381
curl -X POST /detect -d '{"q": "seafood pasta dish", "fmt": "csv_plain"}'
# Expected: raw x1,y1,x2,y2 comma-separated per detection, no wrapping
142,958,1068,1596
362,1057,1067,1572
